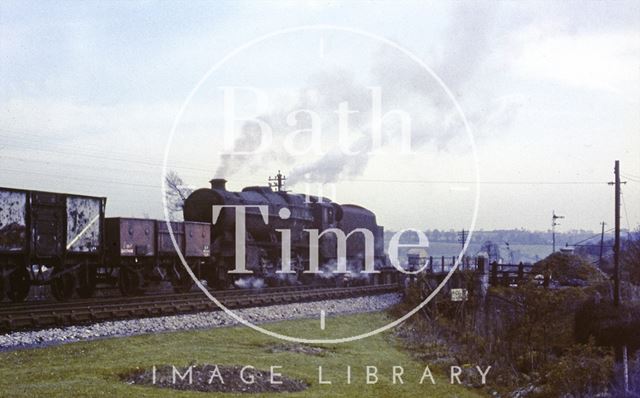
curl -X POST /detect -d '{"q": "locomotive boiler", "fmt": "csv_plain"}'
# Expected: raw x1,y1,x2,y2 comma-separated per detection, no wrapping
183,178,387,288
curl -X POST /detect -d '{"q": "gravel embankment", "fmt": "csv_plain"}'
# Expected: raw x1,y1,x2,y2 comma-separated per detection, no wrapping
0,293,401,351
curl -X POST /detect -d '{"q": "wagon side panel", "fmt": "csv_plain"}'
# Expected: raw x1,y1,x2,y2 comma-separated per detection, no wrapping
31,191,65,257
185,222,211,258
125,218,155,257
0,189,27,253
66,196,103,253
157,221,185,255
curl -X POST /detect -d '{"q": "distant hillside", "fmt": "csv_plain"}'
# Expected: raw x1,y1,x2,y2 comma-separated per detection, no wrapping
382,228,623,264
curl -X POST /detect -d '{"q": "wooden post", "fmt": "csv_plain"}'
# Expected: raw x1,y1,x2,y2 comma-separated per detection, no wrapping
490,262,498,287
614,160,621,306
517,262,524,285
441,256,445,273
429,256,433,273
543,270,550,288
477,257,485,274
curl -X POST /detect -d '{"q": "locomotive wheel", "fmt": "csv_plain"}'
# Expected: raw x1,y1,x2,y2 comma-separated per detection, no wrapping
204,273,219,290
119,267,142,296
6,266,30,302
211,259,233,290
76,264,97,299
51,268,75,301
216,275,233,290
266,277,280,287
299,273,314,286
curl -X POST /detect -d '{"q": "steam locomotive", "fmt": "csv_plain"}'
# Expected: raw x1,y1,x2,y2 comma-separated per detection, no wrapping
0,175,393,302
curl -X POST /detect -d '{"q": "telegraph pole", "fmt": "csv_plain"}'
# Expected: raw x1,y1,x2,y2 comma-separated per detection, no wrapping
608,161,626,306
458,229,467,250
599,221,606,269
611,161,622,306
552,210,564,252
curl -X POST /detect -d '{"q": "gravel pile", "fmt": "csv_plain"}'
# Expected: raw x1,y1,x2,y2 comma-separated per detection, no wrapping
0,293,401,351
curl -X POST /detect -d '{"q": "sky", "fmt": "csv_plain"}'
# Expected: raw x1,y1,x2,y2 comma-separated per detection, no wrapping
0,0,639,234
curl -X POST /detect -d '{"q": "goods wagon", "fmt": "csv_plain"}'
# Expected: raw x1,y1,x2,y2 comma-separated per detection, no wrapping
104,218,210,295
0,187,105,301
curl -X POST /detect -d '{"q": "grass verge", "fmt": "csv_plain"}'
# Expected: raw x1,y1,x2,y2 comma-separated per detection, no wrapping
0,312,485,397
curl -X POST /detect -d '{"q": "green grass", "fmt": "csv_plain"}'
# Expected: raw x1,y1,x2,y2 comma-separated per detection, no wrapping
0,313,484,397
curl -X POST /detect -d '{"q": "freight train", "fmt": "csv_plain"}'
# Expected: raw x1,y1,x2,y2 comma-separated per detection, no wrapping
0,175,395,302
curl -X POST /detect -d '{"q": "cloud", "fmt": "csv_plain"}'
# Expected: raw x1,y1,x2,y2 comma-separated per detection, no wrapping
214,2,524,186
513,31,640,95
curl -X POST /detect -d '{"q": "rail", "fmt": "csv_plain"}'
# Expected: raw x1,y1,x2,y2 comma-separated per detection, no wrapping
0,284,400,333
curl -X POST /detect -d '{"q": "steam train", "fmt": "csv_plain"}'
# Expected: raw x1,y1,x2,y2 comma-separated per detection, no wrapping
0,176,394,302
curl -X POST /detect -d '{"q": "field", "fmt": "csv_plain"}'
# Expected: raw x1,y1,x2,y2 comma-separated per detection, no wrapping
0,312,485,397
426,242,551,263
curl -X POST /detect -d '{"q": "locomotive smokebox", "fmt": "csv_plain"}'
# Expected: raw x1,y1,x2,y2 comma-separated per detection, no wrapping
209,178,227,191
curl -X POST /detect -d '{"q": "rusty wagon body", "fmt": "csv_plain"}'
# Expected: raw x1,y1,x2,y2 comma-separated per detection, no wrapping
0,187,105,301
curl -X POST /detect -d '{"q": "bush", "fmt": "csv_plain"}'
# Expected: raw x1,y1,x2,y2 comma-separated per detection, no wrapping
491,283,590,375
540,342,613,397
396,257,620,397
532,252,605,285
575,300,640,348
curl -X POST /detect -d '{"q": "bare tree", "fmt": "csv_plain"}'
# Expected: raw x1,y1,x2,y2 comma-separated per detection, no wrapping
480,240,501,263
164,170,193,221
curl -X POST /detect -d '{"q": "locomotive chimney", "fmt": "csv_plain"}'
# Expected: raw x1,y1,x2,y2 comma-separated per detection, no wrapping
210,178,227,191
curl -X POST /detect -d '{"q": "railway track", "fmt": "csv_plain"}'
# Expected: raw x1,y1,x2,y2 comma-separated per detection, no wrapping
0,284,400,333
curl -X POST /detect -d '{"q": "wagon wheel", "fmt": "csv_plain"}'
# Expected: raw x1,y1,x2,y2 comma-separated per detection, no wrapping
6,266,30,302
76,263,97,299
51,267,75,301
0,266,4,302
119,266,142,296
172,263,194,293
173,276,193,293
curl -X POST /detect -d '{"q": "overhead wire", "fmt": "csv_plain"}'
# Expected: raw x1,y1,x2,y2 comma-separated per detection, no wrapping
0,130,216,173
0,128,617,186
0,167,162,189
621,190,634,239
568,227,615,246
622,174,640,183
339,178,609,185
0,125,627,214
